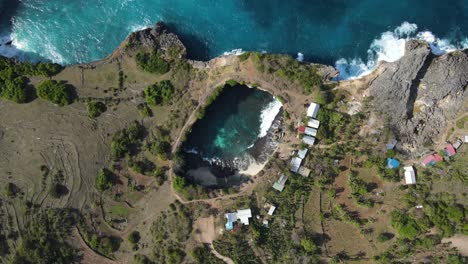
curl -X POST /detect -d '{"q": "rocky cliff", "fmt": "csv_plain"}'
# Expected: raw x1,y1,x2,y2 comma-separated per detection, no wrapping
368,40,467,152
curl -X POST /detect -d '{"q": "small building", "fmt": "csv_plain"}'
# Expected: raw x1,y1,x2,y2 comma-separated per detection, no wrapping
298,148,308,159
386,139,397,150
307,103,320,118
444,143,456,157
465,135,468,143
387,158,400,169
225,213,237,230
236,209,252,225
303,135,315,146
267,205,276,216
304,127,318,137
452,138,463,149
421,153,443,166
404,166,416,185
297,125,306,134
290,157,303,173
307,118,320,129
298,166,311,177
273,175,288,192
262,219,269,227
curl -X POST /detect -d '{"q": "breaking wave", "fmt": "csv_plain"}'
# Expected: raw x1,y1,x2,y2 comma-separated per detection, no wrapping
258,97,282,138
335,22,468,80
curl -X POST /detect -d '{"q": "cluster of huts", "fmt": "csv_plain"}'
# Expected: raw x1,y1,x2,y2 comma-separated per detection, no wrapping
421,138,464,166
385,135,466,186
224,103,322,230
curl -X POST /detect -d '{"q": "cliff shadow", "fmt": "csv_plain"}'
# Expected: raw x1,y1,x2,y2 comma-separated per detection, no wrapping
164,22,210,61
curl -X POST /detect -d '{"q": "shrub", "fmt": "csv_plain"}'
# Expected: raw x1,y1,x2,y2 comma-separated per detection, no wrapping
390,210,421,239
86,101,107,118
377,232,394,242
137,103,153,117
95,168,115,192
5,182,17,198
111,121,145,159
136,51,169,74
238,52,250,62
36,80,74,106
128,231,141,244
145,80,174,106
0,76,28,103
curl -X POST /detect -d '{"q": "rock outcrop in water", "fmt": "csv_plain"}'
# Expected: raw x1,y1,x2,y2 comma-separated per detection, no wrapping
368,40,467,152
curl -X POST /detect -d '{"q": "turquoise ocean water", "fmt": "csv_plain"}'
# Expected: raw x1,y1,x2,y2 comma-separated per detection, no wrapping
1,0,468,75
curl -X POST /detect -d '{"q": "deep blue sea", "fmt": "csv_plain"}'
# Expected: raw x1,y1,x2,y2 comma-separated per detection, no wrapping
1,0,468,78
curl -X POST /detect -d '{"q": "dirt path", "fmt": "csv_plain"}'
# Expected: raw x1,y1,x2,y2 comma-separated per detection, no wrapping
72,228,121,264
210,244,235,264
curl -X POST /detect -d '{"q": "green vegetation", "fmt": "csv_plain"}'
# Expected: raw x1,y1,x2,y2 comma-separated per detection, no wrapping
0,56,62,104
377,232,394,242
191,245,223,264
390,210,422,239
36,80,74,106
128,231,141,245
0,76,28,103
111,121,145,159
147,126,172,160
238,52,251,62
95,168,116,192
213,231,259,264
136,51,170,74
348,170,374,207
150,203,192,264
109,204,130,217
196,84,225,119
251,52,322,94
8,209,80,264
86,101,107,118
137,103,153,117
456,115,468,129
87,234,120,257
144,80,174,106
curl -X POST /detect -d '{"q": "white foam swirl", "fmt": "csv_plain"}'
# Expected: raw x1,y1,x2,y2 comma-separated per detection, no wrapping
258,97,282,138
335,22,468,80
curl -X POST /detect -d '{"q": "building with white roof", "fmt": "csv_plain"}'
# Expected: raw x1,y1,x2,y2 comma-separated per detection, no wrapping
465,135,468,143
307,103,320,118
404,166,416,185
273,175,288,192
298,148,308,159
236,209,252,225
304,127,317,137
290,157,302,173
303,135,315,146
307,118,320,129
267,205,276,216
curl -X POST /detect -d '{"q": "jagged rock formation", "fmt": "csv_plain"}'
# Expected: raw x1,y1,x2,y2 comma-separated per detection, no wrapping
368,40,467,152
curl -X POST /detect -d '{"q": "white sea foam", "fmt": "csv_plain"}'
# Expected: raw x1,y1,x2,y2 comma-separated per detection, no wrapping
0,33,21,58
223,48,244,56
335,22,468,80
296,52,304,62
258,97,282,138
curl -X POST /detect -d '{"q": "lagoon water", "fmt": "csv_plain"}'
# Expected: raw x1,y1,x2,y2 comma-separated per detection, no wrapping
182,84,281,169
1,0,468,79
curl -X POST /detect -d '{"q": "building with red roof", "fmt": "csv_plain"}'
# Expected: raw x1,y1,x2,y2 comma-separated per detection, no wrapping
444,144,456,157
297,126,305,133
421,153,443,166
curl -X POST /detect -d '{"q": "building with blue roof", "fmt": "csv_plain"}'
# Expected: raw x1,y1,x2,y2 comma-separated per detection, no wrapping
387,158,400,169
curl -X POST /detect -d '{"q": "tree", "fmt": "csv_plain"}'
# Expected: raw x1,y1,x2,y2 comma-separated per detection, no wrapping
136,51,169,74
5,182,17,198
36,80,74,106
128,231,141,244
95,168,115,192
0,76,28,103
144,80,174,106
300,238,318,254
86,101,107,118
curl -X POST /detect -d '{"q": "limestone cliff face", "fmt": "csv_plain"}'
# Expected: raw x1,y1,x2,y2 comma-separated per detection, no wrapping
368,40,467,152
